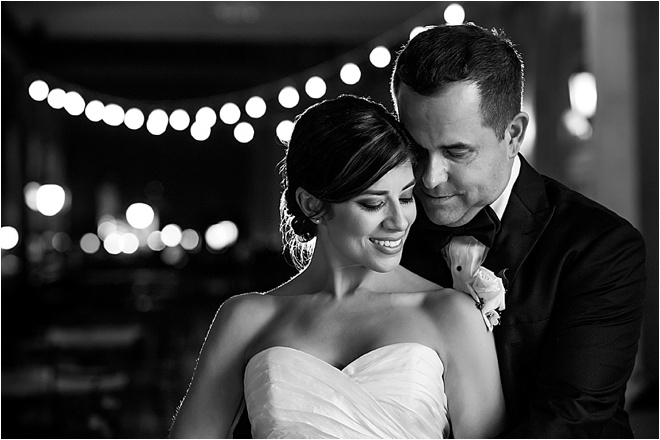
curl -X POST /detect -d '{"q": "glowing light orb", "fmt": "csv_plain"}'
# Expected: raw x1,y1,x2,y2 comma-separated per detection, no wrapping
276,120,295,144
195,106,217,127
205,221,239,251
340,63,361,85
234,122,254,144
0,226,19,250
169,109,191,131
85,100,105,122
35,184,66,216
305,76,327,99
369,46,391,68
245,96,267,119
278,86,299,109
28,80,49,101
64,91,86,116
126,203,155,229
124,108,145,130
47,88,66,109
103,103,125,127
80,233,101,254
444,3,465,25
220,103,241,125
161,224,182,247
190,121,211,141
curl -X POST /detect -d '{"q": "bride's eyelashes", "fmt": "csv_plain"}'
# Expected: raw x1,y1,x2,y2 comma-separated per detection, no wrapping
357,194,415,212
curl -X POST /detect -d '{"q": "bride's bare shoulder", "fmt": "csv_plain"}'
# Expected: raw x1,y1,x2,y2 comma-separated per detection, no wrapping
395,266,443,292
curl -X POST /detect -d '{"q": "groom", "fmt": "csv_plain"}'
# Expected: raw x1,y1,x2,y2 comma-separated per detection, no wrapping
392,23,646,437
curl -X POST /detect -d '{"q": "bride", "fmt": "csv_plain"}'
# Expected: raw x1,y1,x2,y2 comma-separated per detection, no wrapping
169,95,505,438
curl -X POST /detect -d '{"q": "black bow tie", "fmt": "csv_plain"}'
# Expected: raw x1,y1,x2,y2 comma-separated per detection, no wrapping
417,205,501,250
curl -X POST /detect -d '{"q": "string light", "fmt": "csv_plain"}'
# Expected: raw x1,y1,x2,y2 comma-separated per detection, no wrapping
103,103,125,127
28,80,49,101
64,91,85,116
47,88,66,109
26,4,448,145
85,100,104,122
276,120,294,143
305,76,326,99
278,86,299,109
124,108,145,130
234,121,254,144
245,96,267,119
169,109,191,131
340,63,361,85
369,46,391,68
219,102,241,125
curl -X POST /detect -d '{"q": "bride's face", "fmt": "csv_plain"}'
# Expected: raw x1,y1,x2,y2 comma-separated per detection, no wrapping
319,161,417,273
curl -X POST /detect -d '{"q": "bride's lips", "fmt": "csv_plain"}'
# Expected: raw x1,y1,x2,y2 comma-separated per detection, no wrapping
369,237,404,254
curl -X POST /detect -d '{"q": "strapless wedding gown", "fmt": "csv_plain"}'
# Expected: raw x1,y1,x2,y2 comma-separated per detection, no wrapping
244,342,449,438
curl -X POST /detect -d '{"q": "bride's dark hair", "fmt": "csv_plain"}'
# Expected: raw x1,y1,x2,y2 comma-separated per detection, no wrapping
279,94,416,270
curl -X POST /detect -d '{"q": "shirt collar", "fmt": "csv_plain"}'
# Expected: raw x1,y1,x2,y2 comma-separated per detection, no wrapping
490,155,521,220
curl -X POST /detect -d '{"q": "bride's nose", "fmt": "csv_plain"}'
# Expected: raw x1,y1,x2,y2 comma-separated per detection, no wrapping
382,202,409,231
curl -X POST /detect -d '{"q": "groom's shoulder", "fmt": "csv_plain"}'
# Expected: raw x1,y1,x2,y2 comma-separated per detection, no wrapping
533,168,638,233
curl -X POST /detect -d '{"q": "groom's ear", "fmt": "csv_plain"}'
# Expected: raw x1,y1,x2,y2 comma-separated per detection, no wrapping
505,111,529,158
295,187,323,220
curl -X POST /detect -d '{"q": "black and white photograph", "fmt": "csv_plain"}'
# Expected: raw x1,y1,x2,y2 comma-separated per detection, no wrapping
1,1,657,438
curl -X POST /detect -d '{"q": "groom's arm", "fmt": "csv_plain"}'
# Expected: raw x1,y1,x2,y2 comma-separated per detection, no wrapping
506,222,646,438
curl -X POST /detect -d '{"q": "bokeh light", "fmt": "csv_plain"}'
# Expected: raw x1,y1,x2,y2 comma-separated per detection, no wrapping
205,221,239,251
0,226,20,250
24,182,40,211
36,184,66,216
220,103,241,125
124,108,145,130
80,233,101,254
278,86,300,109
245,96,267,119
126,203,155,229
195,106,217,127
85,100,105,122
47,88,66,109
169,109,191,131
444,3,466,25
190,121,211,141
234,122,254,144
28,80,49,101
64,91,86,116
147,231,166,251
103,232,123,255
147,109,168,136
409,26,427,40
340,63,361,85
305,76,327,99
369,46,391,68
103,103,125,127
276,120,295,144
52,232,71,252
180,229,200,251
161,224,182,247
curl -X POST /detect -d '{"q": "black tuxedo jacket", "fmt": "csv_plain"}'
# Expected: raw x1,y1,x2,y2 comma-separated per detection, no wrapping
402,155,647,438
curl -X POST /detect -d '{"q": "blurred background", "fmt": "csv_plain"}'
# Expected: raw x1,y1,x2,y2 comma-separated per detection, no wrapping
1,1,657,438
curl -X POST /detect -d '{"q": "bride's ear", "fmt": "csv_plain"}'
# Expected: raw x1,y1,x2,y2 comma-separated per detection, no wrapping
295,187,323,221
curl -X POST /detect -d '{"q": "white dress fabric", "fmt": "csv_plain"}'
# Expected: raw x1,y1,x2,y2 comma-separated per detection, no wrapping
244,342,450,439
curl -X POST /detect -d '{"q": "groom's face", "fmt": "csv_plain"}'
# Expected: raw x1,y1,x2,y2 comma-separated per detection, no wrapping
395,81,514,227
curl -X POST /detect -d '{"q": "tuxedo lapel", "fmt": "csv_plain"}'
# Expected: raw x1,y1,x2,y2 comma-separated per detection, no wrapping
484,156,554,286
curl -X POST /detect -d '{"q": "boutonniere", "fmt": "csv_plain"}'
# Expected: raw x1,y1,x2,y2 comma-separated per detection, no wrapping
443,236,507,331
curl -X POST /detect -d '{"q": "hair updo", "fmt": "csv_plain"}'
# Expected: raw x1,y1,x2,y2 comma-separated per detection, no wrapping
279,94,416,270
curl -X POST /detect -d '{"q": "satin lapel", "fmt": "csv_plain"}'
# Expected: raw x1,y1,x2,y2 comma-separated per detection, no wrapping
484,156,554,285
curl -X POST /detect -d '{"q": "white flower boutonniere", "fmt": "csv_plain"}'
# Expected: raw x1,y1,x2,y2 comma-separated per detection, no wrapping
443,236,507,331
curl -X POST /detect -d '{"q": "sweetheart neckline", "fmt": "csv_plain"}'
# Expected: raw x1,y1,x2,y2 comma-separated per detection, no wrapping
246,341,441,372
